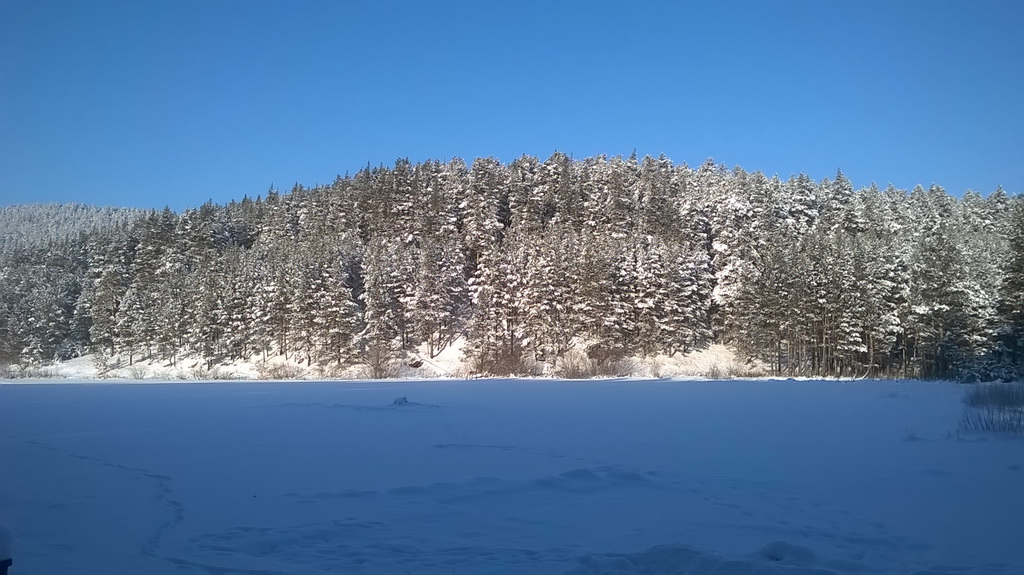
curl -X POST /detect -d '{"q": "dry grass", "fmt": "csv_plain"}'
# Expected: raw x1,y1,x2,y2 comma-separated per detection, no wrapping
960,382,1024,434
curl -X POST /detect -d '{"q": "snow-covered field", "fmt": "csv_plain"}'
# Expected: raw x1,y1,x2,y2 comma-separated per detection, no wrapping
1,379,1021,575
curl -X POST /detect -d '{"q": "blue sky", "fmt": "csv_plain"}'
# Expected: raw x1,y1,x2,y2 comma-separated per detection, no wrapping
1,0,1022,211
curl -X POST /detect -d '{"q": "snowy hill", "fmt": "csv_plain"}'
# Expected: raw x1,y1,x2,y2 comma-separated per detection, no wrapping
2,157,1021,382
0,203,147,250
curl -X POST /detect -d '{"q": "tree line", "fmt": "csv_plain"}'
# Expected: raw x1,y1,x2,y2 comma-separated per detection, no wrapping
1,153,1022,380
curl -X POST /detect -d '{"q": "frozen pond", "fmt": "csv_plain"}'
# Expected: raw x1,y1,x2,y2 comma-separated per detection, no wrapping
1,379,1022,574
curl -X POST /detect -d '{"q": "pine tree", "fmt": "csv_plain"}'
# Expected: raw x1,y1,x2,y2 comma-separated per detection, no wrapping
998,196,1024,377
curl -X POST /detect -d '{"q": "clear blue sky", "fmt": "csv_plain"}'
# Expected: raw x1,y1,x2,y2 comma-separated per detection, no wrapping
2,0,1022,211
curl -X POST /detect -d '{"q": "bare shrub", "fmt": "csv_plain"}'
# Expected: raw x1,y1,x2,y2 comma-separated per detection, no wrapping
210,367,237,380
311,363,347,380
189,365,237,381
960,383,1024,434
256,362,307,380
0,364,40,379
647,358,662,379
92,352,116,377
704,363,730,380
127,365,149,380
734,362,768,378
471,351,541,377
350,363,398,380
363,342,399,379
6,365,61,379
557,350,630,379
700,361,765,380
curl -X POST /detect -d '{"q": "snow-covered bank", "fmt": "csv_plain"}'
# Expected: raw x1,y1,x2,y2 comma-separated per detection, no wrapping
1,379,1021,574
1,343,763,382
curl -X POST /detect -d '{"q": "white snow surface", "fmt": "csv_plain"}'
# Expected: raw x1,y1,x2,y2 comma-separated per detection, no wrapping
1,378,1021,574
0,520,11,560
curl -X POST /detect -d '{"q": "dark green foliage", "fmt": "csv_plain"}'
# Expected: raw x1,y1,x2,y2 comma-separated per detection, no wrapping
996,196,1024,378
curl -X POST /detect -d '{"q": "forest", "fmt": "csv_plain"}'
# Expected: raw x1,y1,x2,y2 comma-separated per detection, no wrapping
1,153,1023,381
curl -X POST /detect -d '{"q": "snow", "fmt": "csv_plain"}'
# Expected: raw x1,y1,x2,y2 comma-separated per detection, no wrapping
1,379,1021,574
9,341,757,381
0,521,11,560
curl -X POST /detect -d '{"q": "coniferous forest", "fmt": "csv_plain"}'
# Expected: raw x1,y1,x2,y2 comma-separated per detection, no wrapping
2,153,1023,381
